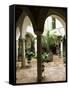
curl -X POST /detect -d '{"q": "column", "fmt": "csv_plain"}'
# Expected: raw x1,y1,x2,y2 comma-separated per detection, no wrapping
52,17,56,29
34,38,37,57
37,34,42,82
18,36,23,62
60,39,63,57
56,41,59,55
18,29,26,68
16,40,18,61
56,36,61,56
22,38,26,67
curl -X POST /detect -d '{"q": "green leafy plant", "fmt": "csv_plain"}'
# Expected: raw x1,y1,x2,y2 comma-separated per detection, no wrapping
41,51,53,63
41,52,48,62
42,31,57,52
26,49,34,63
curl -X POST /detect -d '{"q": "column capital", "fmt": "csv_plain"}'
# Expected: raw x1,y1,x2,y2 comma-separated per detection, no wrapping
34,30,43,36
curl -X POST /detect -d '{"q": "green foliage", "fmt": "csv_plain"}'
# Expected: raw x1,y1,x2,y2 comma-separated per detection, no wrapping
41,51,53,63
25,32,35,53
41,52,48,62
26,49,35,61
25,32,35,42
41,30,57,62
41,30,57,52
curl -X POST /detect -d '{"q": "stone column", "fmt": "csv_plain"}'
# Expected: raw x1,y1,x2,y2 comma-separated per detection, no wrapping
16,40,18,61
37,34,42,82
56,36,61,56
52,17,56,29
22,38,26,67
56,41,59,55
34,38,37,57
18,37,23,62
18,28,26,67
60,39,63,57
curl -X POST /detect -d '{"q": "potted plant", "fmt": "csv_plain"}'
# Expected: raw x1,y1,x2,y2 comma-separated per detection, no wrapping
26,49,34,64
41,52,48,62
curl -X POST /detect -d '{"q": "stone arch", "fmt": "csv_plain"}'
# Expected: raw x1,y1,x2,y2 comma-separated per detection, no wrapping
38,8,66,32
44,9,66,30
42,10,66,58
16,7,36,33
50,15,65,29
43,14,66,34
16,9,37,67
21,15,35,39
47,9,66,22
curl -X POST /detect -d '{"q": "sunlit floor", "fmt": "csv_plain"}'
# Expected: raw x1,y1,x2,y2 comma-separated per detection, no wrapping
16,55,66,83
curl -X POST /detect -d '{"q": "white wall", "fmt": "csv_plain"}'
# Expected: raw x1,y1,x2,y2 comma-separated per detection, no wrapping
0,0,69,90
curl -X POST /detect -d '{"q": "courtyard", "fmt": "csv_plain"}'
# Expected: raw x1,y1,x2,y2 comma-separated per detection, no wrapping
16,7,67,83
16,55,66,83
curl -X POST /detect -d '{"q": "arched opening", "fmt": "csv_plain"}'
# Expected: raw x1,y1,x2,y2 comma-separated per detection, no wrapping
16,15,37,83
21,15,37,64
43,15,65,58
41,14,66,81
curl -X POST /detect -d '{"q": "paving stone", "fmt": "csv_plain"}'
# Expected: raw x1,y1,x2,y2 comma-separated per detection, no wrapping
16,56,66,83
